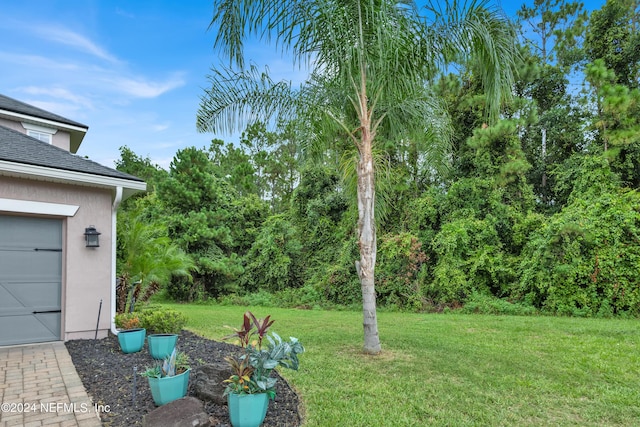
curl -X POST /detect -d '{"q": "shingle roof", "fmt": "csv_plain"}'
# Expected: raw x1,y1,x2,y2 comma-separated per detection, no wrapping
0,94,88,129
0,125,143,182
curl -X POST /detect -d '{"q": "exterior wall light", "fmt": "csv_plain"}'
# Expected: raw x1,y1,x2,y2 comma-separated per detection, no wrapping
84,225,101,247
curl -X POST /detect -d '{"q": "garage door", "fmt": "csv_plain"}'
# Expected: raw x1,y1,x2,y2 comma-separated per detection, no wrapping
0,215,62,346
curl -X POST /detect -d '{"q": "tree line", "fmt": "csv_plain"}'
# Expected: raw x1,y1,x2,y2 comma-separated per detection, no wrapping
115,0,640,321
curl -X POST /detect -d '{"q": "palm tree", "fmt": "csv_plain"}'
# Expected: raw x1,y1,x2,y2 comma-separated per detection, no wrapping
197,0,516,354
116,205,195,313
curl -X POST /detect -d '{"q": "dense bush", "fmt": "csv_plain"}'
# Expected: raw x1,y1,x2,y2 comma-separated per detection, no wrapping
460,293,538,316
114,55,640,319
218,286,328,310
376,232,428,310
423,122,535,307
291,165,350,293
156,147,247,297
321,238,362,306
518,158,640,316
242,214,303,292
165,275,206,302
429,217,513,304
138,306,188,334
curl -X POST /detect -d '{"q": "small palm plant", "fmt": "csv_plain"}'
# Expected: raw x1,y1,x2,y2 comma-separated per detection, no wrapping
116,205,195,314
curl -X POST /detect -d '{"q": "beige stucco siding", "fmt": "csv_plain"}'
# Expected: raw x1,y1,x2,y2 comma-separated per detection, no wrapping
51,130,71,152
0,176,113,340
0,118,23,133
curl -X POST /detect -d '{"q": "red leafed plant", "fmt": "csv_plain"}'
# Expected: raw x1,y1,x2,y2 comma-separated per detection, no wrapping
223,311,304,398
224,311,274,350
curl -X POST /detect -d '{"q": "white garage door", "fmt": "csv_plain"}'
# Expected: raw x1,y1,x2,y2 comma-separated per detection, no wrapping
0,215,62,346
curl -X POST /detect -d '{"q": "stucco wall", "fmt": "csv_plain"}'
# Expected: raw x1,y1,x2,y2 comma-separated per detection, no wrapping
0,118,23,133
0,176,113,340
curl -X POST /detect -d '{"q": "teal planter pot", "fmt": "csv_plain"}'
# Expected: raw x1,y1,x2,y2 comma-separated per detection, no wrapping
227,393,269,427
147,334,178,360
148,369,190,406
117,328,146,354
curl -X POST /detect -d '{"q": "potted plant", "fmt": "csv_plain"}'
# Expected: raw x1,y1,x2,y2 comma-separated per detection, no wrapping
140,307,187,360
114,312,146,354
141,347,191,406
223,311,304,427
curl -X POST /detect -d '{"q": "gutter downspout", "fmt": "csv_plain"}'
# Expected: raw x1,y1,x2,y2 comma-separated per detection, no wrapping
110,186,123,336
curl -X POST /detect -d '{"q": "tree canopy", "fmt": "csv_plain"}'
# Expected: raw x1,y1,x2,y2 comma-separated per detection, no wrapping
116,0,640,325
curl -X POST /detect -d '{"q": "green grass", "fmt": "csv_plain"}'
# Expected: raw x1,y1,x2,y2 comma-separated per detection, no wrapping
162,303,640,426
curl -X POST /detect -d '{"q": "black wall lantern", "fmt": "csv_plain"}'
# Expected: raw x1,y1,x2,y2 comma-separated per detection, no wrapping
84,226,101,248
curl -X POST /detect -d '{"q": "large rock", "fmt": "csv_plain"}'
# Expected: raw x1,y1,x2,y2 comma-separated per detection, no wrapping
193,363,232,406
143,396,211,427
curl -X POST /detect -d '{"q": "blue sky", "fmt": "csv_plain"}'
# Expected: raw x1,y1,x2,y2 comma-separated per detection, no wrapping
1,0,605,170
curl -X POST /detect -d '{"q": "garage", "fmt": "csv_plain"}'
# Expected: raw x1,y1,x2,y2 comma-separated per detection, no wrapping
0,215,62,346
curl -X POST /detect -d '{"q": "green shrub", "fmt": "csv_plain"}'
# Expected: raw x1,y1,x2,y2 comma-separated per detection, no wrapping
139,306,187,334
242,214,303,292
215,286,328,309
239,290,276,307
320,238,361,306
460,293,537,316
166,275,205,302
518,161,640,316
376,232,428,311
273,285,325,310
216,294,246,306
114,312,141,330
323,264,361,306
429,217,514,304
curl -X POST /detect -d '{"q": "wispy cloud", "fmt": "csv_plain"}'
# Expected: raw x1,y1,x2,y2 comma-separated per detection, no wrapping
1,50,184,101
20,86,94,110
104,73,186,98
32,25,120,64
0,52,80,70
152,123,170,132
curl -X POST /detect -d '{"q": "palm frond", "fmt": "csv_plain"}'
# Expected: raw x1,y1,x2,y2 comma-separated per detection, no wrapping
197,64,297,135
205,0,514,190
423,0,517,122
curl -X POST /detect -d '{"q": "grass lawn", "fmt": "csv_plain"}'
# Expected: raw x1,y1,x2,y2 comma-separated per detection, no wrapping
162,303,640,426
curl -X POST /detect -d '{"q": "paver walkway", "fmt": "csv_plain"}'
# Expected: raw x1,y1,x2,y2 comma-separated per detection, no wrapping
0,342,102,427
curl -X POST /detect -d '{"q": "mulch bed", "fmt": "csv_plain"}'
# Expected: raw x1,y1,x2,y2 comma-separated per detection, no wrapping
65,330,302,426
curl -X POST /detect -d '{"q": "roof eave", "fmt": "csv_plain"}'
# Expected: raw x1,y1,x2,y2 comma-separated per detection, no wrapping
0,160,147,201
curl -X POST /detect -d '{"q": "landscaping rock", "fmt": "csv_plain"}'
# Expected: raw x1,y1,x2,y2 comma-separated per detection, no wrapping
142,396,211,427
193,363,232,406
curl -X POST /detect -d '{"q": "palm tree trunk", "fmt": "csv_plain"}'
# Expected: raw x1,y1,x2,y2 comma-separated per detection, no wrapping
356,126,381,355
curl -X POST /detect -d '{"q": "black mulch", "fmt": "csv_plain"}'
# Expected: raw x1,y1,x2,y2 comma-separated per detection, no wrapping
65,330,302,426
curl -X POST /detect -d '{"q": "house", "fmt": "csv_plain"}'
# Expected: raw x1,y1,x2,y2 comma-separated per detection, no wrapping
0,94,146,346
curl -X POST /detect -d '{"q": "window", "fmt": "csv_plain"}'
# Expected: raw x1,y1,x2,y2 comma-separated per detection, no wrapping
22,123,56,144
27,130,52,143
